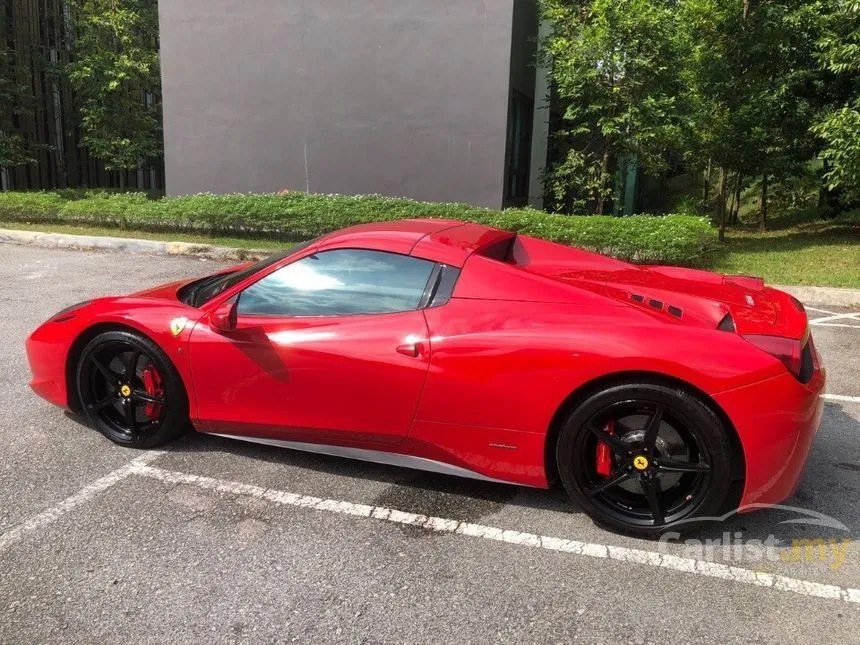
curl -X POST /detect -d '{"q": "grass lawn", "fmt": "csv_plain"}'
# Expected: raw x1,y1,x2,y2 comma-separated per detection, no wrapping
712,217,860,288
3,215,858,288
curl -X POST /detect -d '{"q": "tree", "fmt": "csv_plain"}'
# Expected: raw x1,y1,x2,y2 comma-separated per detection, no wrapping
678,0,820,237
0,61,36,169
0,14,38,185
68,0,161,185
811,0,860,205
540,0,683,214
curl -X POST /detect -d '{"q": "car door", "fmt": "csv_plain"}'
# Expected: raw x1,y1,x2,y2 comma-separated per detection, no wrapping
187,248,436,445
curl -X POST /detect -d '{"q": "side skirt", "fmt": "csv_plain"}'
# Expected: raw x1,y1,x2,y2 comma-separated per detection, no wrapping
206,432,516,485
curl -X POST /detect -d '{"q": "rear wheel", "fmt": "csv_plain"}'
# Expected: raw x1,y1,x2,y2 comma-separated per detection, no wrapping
556,383,735,537
76,330,189,448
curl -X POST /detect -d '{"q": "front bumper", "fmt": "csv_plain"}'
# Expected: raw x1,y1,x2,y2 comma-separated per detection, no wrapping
714,363,825,509
26,321,79,409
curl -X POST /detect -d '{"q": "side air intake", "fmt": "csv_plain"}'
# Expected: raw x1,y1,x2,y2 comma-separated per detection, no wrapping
718,313,736,332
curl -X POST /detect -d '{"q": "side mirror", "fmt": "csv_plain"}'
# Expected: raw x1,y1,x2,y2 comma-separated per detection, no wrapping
209,298,237,333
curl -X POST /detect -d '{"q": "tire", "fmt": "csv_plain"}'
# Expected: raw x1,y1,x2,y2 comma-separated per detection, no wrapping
556,382,735,538
76,329,189,448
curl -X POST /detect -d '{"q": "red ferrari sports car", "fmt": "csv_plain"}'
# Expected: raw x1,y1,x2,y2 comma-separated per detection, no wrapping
26,219,825,535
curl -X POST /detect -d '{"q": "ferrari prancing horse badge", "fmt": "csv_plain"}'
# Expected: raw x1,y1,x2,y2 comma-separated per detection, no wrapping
169,317,189,337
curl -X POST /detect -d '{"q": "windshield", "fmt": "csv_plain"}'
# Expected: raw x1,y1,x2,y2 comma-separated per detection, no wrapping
182,238,319,307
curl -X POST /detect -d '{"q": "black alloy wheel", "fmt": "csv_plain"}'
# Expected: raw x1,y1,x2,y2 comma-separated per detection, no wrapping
76,330,189,448
557,382,736,537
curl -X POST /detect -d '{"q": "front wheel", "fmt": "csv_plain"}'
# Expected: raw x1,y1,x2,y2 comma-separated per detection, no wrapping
76,330,189,448
557,382,736,537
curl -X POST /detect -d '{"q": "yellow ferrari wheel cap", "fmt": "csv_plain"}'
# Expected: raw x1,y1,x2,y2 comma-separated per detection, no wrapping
120,384,132,397
170,317,189,337
633,455,649,471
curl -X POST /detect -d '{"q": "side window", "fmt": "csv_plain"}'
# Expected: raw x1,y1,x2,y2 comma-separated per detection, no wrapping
237,249,436,317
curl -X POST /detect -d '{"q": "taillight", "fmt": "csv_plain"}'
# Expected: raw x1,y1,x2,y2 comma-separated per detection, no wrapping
744,334,804,379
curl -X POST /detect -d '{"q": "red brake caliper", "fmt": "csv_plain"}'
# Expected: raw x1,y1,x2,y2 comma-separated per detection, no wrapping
596,420,615,477
141,364,163,420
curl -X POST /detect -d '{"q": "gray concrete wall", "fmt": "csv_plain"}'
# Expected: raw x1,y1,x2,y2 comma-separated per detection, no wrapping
158,0,517,208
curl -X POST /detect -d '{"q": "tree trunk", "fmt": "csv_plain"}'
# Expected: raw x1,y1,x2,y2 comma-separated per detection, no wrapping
119,171,126,190
596,146,610,215
817,160,839,217
759,174,768,232
702,158,711,205
47,49,67,189
717,167,728,243
731,173,743,225
727,173,737,225
743,0,752,20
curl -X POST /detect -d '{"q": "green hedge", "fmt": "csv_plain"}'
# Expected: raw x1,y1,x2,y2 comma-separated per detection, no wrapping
0,191,720,267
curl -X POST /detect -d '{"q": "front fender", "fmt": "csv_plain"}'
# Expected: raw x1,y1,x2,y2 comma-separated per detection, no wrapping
26,297,205,415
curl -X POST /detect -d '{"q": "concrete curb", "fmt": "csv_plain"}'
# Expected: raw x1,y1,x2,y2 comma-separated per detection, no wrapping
0,227,271,262
774,285,860,309
2,227,858,308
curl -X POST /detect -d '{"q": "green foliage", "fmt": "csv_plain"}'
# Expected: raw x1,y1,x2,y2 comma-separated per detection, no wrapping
670,193,707,217
0,131,35,170
812,1,860,202
813,103,860,201
0,20,37,168
836,208,860,224
816,0,860,74
490,210,719,266
679,1,820,176
0,191,720,267
540,0,683,213
67,0,161,173
541,1,859,220
542,148,602,214
0,192,66,220
765,168,822,217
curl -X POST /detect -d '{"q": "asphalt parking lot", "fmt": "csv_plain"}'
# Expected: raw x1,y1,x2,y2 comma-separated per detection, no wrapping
1,244,859,644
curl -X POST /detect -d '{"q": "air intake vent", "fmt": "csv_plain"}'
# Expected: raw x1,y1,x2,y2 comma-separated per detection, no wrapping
718,313,736,332
632,294,683,318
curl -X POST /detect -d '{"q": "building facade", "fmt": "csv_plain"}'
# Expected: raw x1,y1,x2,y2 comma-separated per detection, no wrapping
158,0,549,209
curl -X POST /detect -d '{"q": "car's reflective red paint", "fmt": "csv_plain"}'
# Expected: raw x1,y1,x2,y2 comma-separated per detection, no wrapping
189,310,431,443
25,219,825,510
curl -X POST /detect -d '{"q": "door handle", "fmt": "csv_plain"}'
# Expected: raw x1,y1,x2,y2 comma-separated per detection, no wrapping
396,342,424,358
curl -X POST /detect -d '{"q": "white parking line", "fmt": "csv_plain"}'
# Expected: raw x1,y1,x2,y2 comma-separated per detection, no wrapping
0,451,165,553
812,322,860,329
805,307,844,316
809,313,860,325
133,464,860,605
823,393,860,404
